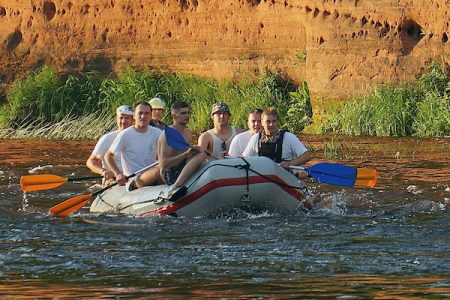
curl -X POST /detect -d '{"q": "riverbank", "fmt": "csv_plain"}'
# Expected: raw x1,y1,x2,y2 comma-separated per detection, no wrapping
0,63,448,140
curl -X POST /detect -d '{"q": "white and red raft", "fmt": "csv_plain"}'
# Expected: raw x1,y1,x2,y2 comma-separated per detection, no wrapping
89,156,314,217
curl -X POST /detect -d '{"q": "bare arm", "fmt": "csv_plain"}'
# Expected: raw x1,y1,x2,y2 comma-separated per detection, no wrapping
86,155,104,175
280,151,311,168
158,132,192,170
197,132,212,153
105,150,126,185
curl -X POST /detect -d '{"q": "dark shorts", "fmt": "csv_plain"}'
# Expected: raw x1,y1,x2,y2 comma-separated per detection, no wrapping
161,160,186,185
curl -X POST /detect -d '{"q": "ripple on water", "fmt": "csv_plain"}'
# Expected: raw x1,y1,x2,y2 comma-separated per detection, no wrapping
0,138,449,297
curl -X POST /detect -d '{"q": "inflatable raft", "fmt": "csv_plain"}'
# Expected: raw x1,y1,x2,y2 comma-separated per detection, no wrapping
89,156,312,217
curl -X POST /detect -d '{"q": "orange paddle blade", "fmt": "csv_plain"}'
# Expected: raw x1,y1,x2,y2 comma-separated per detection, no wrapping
49,194,93,217
355,168,377,187
20,174,68,192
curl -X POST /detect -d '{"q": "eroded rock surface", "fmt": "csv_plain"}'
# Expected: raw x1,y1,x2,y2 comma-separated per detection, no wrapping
1,0,449,106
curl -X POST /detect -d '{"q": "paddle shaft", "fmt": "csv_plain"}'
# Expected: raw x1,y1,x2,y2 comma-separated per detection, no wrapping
90,162,160,199
67,175,103,182
289,165,355,180
49,162,159,217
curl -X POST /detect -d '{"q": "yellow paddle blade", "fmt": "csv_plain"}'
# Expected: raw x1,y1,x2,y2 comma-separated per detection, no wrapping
20,174,68,192
355,168,377,187
49,194,93,217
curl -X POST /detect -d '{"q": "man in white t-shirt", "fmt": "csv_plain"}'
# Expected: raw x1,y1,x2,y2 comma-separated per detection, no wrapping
242,107,311,170
105,102,162,186
86,105,134,183
228,108,262,157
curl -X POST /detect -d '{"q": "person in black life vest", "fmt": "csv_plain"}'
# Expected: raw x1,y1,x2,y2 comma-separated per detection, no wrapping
242,107,311,175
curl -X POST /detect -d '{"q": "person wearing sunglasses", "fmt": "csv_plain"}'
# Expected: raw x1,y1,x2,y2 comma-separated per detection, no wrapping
228,108,263,157
198,102,243,159
242,107,311,172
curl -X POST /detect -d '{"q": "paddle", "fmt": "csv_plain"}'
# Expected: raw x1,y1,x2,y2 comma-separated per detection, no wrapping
165,125,195,152
164,127,378,187
20,174,103,192
289,163,377,187
48,162,158,217
165,126,218,158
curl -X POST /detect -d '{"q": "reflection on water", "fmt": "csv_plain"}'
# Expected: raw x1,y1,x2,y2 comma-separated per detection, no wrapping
0,137,449,298
2,274,450,298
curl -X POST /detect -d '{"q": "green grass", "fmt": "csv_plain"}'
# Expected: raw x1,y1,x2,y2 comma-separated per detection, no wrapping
0,66,308,139
319,63,450,137
0,62,448,140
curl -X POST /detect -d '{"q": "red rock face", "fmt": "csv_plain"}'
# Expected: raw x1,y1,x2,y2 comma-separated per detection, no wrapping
0,0,449,106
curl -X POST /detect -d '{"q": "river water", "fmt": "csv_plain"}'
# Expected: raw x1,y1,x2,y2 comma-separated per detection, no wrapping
0,137,449,298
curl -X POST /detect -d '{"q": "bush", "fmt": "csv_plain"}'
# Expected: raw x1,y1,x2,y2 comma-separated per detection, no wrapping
285,81,313,133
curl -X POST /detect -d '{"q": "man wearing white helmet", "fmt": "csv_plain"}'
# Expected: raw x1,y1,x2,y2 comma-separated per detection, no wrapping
86,105,134,184
148,97,166,130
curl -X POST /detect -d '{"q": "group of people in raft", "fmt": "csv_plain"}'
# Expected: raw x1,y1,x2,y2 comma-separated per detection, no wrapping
86,98,311,199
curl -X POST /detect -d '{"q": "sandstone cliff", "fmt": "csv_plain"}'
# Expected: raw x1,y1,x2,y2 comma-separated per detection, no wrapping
1,0,449,107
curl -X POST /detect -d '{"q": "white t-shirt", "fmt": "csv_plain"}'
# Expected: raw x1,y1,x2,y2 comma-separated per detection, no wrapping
228,130,253,157
109,126,161,176
242,131,308,161
91,130,122,172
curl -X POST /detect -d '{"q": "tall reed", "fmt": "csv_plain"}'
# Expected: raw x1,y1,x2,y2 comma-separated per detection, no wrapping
0,66,302,138
0,111,114,140
320,63,450,137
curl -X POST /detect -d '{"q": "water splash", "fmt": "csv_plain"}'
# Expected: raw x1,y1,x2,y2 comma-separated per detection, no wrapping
20,192,29,212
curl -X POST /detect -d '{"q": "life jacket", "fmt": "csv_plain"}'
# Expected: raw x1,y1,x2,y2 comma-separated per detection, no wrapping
257,130,287,163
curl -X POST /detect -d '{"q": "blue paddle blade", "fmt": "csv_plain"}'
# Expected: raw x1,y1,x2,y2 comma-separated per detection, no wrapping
305,162,357,187
165,126,189,152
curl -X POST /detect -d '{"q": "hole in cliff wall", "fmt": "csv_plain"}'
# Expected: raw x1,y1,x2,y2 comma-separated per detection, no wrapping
81,4,90,15
83,56,112,74
179,0,189,11
43,1,56,21
398,19,423,55
361,16,368,26
379,21,390,37
27,17,33,28
401,20,423,41
101,28,109,42
64,59,83,71
6,30,23,52
442,33,448,44
0,7,6,17
246,0,261,6
313,8,319,17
